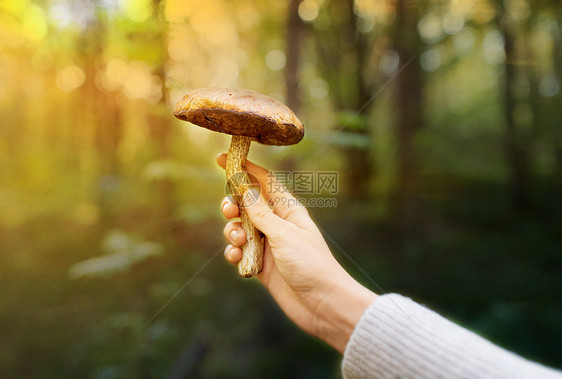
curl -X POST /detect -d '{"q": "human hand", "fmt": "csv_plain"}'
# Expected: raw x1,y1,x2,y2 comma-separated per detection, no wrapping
217,153,377,353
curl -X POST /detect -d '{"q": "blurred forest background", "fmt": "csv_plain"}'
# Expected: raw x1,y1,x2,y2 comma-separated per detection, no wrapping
1,0,561,377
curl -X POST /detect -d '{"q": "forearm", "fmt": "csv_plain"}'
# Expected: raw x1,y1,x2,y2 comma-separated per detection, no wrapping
315,273,378,354
342,294,562,379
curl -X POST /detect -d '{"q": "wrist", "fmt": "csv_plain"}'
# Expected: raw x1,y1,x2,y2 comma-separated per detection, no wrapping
316,274,377,353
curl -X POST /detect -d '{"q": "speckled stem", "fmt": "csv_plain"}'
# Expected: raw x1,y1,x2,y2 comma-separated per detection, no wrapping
226,135,264,277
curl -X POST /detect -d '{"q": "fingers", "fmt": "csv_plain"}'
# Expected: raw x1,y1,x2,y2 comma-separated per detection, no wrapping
221,197,240,219
217,153,270,186
224,244,242,265
223,221,247,246
242,188,292,240
223,220,245,265
216,153,310,225
216,153,276,196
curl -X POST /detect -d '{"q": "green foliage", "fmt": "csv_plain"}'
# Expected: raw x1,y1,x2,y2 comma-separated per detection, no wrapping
68,229,163,279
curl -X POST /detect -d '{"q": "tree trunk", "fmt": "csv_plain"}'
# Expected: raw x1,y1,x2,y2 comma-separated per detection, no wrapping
331,0,374,199
80,17,124,226
285,0,303,114
149,0,175,222
552,5,562,186
392,0,424,228
312,0,382,199
498,5,530,211
278,0,305,173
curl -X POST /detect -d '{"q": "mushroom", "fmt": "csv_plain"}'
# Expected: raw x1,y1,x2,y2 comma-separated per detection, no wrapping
174,87,304,277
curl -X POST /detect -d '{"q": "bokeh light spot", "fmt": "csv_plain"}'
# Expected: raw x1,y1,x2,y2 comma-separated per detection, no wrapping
56,65,86,92
482,29,505,65
237,6,260,30
538,75,560,97
357,16,375,33
165,0,194,23
119,0,153,23
421,48,441,72
22,4,47,42
442,13,465,35
49,4,72,29
354,0,377,18
266,50,286,71
1,0,29,14
453,27,475,54
101,58,129,91
168,39,191,61
418,13,443,44
379,50,400,76
298,0,319,23
309,78,329,99
472,1,495,24
122,61,153,100
206,21,235,46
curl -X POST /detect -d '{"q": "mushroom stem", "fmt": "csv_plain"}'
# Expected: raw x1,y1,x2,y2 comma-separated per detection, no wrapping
226,135,265,277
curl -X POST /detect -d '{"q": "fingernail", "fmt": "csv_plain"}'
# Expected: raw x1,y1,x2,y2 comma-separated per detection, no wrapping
230,230,238,242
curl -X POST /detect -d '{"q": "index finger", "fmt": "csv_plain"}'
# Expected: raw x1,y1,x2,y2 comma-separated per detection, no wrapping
216,153,310,225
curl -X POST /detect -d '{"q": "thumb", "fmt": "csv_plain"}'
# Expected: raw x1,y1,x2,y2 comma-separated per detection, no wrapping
243,188,286,239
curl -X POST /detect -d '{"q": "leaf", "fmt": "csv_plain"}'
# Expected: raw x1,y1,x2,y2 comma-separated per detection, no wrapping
68,229,163,279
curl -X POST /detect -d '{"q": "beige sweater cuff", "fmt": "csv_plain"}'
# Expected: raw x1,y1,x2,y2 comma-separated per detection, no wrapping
342,294,562,379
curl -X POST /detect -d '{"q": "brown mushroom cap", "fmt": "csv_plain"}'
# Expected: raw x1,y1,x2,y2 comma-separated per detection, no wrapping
174,87,304,146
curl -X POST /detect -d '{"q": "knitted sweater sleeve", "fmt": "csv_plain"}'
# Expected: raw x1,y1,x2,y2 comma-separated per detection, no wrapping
342,294,562,379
